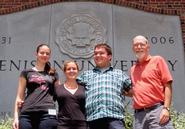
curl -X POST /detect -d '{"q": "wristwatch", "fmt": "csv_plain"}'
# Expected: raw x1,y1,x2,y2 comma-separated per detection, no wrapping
163,107,170,112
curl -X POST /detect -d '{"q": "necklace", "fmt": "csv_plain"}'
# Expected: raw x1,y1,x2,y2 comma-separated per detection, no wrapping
64,84,78,95
64,83,78,89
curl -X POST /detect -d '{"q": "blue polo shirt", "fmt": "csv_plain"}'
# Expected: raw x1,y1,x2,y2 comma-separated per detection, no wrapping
77,66,131,121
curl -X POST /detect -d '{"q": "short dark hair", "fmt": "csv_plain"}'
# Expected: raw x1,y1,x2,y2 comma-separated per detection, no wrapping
94,43,112,55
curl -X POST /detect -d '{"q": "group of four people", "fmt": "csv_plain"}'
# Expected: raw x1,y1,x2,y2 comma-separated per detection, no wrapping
12,35,174,129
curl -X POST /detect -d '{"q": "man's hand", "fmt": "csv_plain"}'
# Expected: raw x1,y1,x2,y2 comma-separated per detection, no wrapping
159,108,170,125
123,89,133,97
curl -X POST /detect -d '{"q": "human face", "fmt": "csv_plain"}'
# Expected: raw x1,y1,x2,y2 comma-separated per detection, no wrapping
94,47,111,68
132,36,150,62
64,62,79,80
36,45,51,64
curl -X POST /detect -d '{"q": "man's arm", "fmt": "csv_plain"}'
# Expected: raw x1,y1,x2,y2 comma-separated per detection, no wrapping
160,81,173,124
164,81,173,109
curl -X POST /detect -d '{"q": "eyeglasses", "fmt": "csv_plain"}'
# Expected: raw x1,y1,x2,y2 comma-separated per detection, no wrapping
133,43,147,48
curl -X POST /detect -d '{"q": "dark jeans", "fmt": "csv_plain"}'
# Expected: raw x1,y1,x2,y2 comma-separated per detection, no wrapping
19,112,57,129
88,118,125,129
57,119,87,129
57,125,87,129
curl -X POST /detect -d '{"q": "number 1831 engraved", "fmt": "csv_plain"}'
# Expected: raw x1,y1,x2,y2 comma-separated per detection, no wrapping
0,36,11,45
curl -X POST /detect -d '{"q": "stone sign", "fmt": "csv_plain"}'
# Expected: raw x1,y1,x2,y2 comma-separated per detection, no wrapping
0,2,185,118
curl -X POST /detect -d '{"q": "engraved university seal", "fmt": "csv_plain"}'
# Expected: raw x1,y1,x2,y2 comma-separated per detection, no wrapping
55,14,106,58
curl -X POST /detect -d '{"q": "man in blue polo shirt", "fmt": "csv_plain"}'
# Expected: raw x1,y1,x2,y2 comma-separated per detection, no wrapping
77,43,132,129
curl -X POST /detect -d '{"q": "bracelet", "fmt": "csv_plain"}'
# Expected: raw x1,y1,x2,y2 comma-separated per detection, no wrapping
163,107,170,112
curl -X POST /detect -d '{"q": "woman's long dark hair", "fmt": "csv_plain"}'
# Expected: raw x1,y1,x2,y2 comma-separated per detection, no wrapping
36,44,55,75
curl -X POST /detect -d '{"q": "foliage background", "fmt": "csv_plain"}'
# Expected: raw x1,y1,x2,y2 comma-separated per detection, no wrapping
1,106,185,129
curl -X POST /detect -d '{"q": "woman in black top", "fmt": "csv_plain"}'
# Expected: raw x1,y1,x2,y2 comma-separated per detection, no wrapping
55,60,87,129
13,44,59,129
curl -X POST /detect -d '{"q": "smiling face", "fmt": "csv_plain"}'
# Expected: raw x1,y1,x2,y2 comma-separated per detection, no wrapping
36,45,51,64
64,61,79,80
132,35,150,62
94,46,112,68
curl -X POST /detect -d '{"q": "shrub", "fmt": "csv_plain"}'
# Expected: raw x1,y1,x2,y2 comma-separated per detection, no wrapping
1,107,185,129
124,101,134,129
124,104,185,129
0,115,12,129
170,107,185,129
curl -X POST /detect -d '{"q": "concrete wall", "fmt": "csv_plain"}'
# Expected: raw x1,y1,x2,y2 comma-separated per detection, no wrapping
0,2,185,118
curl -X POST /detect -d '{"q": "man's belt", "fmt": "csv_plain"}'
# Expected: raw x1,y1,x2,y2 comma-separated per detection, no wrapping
135,102,164,113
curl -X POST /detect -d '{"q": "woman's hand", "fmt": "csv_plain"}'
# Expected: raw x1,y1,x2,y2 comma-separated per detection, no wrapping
12,118,19,129
17,100,24,108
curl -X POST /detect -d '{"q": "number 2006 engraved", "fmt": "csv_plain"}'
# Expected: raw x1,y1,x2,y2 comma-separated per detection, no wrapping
146,36,175,45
